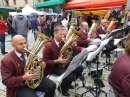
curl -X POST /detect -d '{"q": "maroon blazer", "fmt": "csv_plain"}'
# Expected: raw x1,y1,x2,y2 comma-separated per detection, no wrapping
95,26,106,39
109,53,130,97
43,39,82,76
76,30,90,47
1,50,26,97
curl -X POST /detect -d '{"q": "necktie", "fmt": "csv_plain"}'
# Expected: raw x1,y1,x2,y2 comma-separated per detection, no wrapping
58,43,62,49
20,54,26,63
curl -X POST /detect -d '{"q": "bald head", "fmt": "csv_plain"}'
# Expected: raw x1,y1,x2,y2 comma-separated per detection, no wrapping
12,35,26,45
101,19,107,23
80,22,89,31
81,22,88,27
101,19,107,27
12,35,27,54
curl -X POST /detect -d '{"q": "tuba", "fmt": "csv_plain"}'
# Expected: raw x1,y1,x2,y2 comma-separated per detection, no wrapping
58,28,80,68
88,20,99,38
24,32,50,89
106,17,118,35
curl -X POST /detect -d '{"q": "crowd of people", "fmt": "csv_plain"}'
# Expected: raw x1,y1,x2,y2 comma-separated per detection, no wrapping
0,6,130,97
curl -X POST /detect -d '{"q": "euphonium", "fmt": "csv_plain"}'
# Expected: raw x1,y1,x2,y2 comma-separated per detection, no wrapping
88,20,99,38
58,28,80,68
24,32,50,89
66,23,77,40
106,17,118,35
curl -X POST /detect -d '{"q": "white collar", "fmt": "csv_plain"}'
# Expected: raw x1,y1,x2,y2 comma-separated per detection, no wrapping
54,39,60,47
82,30,88,34
15,50,27,60
101,26,105,30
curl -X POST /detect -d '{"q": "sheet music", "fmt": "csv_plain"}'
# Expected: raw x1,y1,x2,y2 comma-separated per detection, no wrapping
86,44,98,52
114,39,121,45
58,48,91,82
127,21,130,26
90,38,101,45
114,35,128,45
99,34,106,40
87,37,112,61
113,48,124,52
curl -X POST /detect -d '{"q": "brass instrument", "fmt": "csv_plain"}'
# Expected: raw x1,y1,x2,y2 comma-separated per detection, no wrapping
106,18,118,35
24,32,50,89
58,28,80,68
66,23,77,40
88,20,99,38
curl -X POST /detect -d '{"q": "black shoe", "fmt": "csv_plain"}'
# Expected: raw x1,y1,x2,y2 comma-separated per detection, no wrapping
57,86,70,96
69,85,74,89
62,92,70,96
2,52,8,55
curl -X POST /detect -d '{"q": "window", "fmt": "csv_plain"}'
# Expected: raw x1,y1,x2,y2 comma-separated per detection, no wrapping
13,0,16,5
5,1,9,6
25,0,28,4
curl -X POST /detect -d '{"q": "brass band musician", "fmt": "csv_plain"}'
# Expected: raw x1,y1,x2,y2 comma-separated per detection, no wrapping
77,22,92,47
95,19,117,56
42,25,96,96
1,35,56,97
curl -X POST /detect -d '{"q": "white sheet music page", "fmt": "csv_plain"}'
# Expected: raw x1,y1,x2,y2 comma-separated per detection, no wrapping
86,44,97,52
90,38,101,45
114,39,121,45
87,38,111,61
99,34,106,40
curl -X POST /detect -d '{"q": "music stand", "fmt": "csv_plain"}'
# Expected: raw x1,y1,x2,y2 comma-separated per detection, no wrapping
83,37,112,97
57,48,92,97
106,26,130,39
103,27,129,71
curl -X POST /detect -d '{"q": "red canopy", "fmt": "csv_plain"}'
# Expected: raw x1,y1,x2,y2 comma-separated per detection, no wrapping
62,0,127,9
71,6,122,11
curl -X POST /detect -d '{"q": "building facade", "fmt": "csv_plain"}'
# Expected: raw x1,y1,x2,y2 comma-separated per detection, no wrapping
0,0,44,9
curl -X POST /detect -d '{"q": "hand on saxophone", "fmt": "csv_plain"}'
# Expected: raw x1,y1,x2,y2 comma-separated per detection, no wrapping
22,71,37,81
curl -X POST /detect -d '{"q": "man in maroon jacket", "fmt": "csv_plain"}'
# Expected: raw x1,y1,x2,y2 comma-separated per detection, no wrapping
96,19,107,39
43,25,87,96
77,22,92,47
1,35,56,97
96,19,117,57
109,34,130,97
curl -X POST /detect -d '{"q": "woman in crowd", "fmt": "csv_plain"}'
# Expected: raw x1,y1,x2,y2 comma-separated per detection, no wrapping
0,14,8,55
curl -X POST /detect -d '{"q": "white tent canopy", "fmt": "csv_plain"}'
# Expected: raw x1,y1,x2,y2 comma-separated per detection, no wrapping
22,5,40,15
9,5,41,16
9,5,59,16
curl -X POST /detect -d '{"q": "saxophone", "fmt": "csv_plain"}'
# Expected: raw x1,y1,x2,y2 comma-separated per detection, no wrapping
24,32,50,89
58,28,80,68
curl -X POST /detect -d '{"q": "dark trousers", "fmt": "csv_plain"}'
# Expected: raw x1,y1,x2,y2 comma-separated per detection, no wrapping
104,41,117,56
16,77,56,97
51,65,83,91
0,34,6,53
50,22,55,38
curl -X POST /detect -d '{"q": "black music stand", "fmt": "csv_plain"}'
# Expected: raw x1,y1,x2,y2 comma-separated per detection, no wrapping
106,26,130,39
102,27,129,71
57,48,92,97
81,37,112,97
